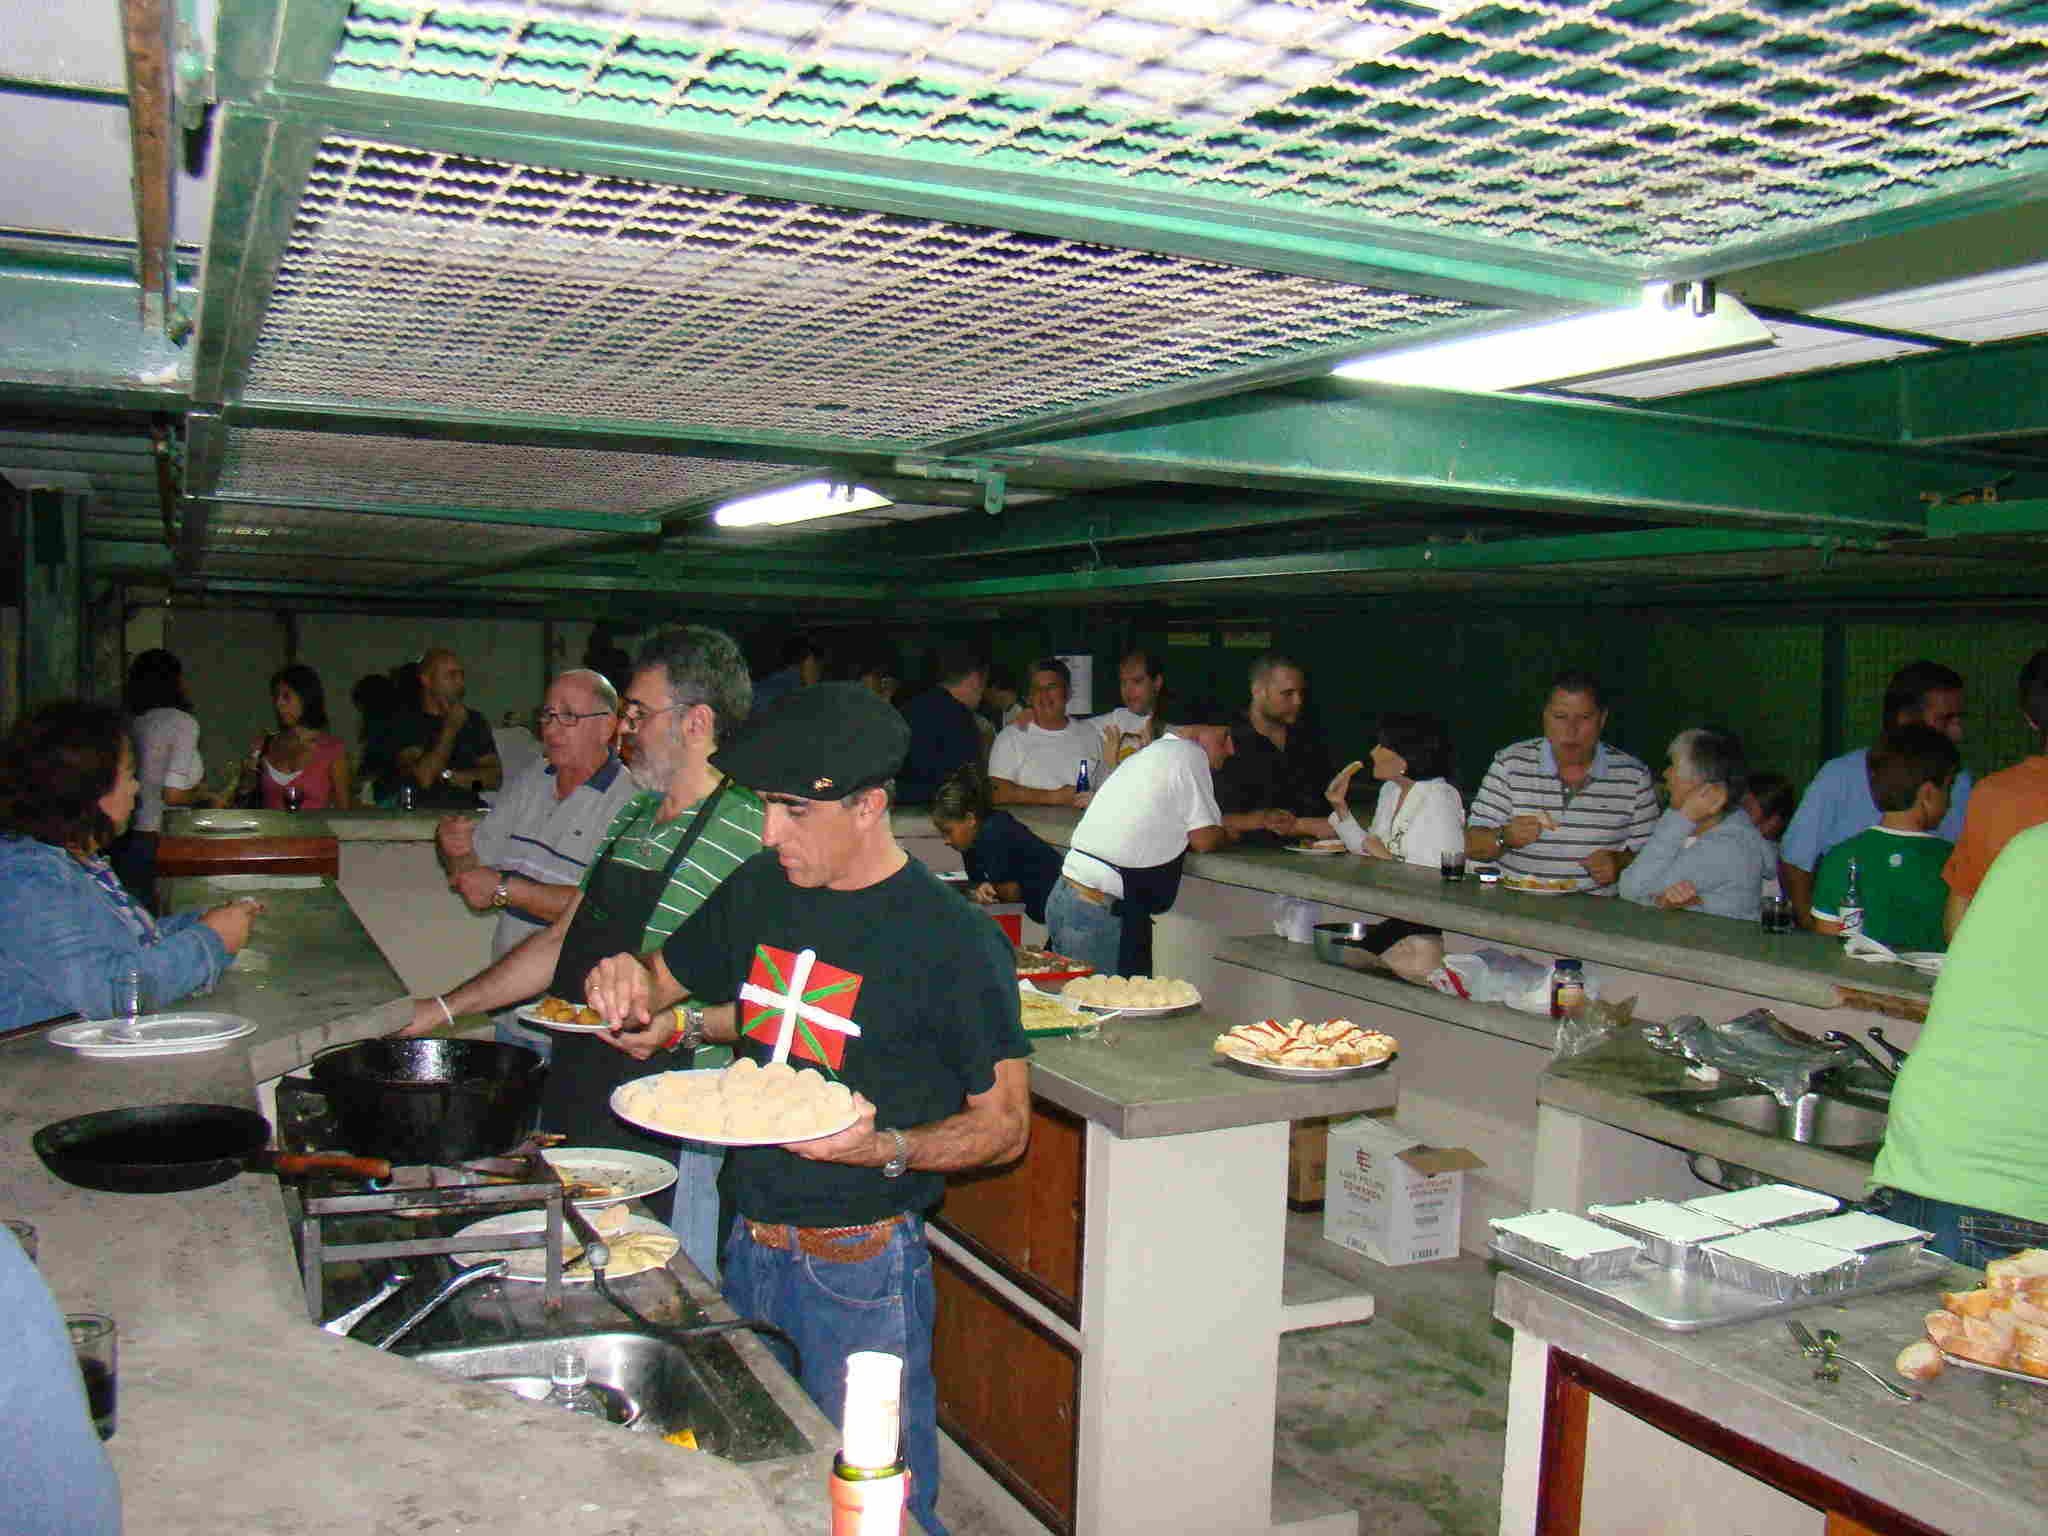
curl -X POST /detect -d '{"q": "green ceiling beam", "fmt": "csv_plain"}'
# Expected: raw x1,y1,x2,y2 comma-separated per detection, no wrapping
1924,498,2048,539
793,492,1362,565
1643,334,2048,448
0,270,192,399
902,528,1864,600
250,83,1632,314
199,494,663,535
469,568,887,601
224,400,895,471
999,380,2048,534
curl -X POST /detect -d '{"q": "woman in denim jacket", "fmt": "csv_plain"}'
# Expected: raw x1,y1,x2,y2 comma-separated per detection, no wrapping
0,701,261,1034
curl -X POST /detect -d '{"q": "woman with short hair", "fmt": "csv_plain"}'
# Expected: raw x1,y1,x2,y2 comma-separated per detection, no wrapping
1617,726,1768,920
0,701,261,1032
1324,712,1467,869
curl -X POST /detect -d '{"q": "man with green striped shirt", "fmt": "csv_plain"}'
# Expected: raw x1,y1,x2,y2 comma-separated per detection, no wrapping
401,626,761,1276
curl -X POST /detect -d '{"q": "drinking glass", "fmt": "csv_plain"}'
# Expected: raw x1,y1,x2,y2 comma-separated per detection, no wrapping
283,783,303,813
397,783,417,812
1760,894,1795,934
1439,850,1467,883
66,1314,117,1440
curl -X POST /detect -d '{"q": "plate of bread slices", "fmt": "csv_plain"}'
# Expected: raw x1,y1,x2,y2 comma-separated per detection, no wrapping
1900,1248,2048,1385
1212,1017,1397,1078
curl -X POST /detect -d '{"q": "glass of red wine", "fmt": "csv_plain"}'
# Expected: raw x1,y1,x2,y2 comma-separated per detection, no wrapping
66,1313,116,1440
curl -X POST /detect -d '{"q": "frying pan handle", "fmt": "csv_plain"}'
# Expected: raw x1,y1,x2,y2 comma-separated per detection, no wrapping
268,1152,393,1180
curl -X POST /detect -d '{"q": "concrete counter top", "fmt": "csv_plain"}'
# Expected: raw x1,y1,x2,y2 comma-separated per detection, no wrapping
981,806,1932,1016
1495,1268,2044,1535
166,806,443,842
1,874,839,1536
1024,1007,1399,1138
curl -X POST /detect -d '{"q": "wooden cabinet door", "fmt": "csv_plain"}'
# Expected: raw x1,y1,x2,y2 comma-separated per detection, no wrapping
936,1097,1084,1319
933,1247,1079,1535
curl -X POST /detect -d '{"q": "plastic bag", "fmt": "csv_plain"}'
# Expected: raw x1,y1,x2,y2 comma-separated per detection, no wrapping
1425,948,1603,1016
1549,994,1638,1068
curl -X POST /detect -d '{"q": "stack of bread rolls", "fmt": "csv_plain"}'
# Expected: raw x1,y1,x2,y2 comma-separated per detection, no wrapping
1896,1248,2048,1381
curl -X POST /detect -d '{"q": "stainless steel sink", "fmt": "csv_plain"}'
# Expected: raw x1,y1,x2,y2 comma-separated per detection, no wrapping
1648,1086,1888,1156
405,1330,808,1462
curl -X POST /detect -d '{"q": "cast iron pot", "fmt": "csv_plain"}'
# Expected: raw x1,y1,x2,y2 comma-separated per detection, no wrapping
308,1037,547,1166
34,1103,392,1194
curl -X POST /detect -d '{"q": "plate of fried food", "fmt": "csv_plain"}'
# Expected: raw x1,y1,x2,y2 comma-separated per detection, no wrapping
612,1058,859,1148
1500,872,1582,895
1213,1017,1398,1079
1285,837,1348,855
517,995,611,1033
454,1205,678,1283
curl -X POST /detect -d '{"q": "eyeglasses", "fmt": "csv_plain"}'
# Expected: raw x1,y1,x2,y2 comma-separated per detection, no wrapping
618,699,687,728
535,708,613,727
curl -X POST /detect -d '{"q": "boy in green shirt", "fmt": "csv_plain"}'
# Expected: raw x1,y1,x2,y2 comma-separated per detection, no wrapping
1811,724,1960,952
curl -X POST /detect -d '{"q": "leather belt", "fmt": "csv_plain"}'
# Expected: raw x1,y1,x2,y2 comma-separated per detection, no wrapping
743,1214,906,1264
1061,874,1114,907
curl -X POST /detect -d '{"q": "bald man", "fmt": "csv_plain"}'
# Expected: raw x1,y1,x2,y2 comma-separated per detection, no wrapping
390,647,502,807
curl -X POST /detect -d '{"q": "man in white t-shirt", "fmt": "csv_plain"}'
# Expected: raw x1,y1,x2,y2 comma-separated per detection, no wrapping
1096,648,1163,776
989,658,1103,808
1048,725,1288,974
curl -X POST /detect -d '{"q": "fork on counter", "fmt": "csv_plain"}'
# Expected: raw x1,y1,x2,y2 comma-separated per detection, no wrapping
1786,1318,1921,1402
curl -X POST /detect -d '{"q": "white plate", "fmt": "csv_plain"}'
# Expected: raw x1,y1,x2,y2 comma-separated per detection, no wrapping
49,1012,258,1059
1284,841,1347,856
540,1148,678,1209
1501,874,1583,895
610,1068,861,1148
1216,1046,1397,1079
1057,982,1201,1016
1938,1350,2048,1387
452,1210,678,1283
189,814,262,832
514,1000,612,1035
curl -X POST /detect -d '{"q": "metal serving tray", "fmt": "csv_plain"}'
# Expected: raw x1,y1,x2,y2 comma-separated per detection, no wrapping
1490,1244,1953,1332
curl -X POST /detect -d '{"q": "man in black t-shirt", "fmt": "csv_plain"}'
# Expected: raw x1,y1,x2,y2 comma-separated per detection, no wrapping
388,647,502,808
1214,650,1336,830
586,683,1030,1536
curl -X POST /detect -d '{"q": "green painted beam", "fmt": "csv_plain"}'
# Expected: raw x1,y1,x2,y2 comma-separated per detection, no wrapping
1924,498,2048,539
249,83,1633,313
468,568,887,601
1643,334,2048,447
0,76,128,106
899,528,1865,600
200,494,663,535
0,271,192,398
999,380,2048,534
224,400,896,470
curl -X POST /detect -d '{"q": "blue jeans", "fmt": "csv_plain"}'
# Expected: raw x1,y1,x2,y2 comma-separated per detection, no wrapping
1868,1188,2048,1269
1046,877,1122,976
722,1214,944,1536
670,1140,724,1283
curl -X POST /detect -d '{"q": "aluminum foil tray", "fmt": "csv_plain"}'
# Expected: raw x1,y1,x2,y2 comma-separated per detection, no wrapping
1700,1231,1860,1301
1490,1213,1642,1284
1490,1247,1954,1332
1585,1200,1742,1274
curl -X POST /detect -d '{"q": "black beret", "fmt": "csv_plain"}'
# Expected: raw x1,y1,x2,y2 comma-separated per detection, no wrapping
712,681,909,799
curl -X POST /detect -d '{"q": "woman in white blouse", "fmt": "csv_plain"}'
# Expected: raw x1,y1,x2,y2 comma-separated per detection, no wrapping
1325,712,1466,869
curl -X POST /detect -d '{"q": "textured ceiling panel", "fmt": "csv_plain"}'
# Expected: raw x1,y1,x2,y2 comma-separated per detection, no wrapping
216,426,805,512
200,502,598,559
195,549,548,585
240,135,1483,440
329,0,2048,258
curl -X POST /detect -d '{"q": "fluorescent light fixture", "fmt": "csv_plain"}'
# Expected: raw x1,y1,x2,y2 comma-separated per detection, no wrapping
713,481,892,529
1331,283,1774,393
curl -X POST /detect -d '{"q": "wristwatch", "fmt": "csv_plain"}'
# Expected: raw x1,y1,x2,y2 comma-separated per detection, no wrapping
667,1002,707,1054
490,876,510,909
881,1128,911,1180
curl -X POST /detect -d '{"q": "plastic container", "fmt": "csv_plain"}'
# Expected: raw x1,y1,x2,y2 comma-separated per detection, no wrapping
1549,959,1586,1019
544,1348,609,1420
1489,1210,1641,1282
1585,1199,1742,1272
1699,1229,1860,1299
1780,1211,1931,1283
1681,1183,1839,1231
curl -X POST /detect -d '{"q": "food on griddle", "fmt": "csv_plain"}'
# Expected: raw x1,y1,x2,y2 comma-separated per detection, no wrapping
618,1058,855,1142
1213,1017,1396,1069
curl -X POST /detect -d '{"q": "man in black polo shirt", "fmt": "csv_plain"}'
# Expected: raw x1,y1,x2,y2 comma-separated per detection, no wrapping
586,684,1030,1536
387,647,502,808
1214,651,1336,834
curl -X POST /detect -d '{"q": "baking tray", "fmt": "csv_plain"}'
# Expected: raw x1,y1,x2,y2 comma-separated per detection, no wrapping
1490,1244,1953,1332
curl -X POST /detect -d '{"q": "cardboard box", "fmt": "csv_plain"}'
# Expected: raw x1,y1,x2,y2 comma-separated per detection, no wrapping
1287,1117,1331,1209
1323,1115,1486,1266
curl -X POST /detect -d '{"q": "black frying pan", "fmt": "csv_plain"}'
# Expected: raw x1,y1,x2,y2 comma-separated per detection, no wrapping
33,1103,392,1194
